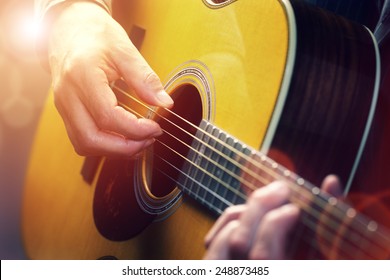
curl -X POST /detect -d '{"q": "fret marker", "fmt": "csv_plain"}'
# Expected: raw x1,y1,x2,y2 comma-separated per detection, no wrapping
328,197,337,206
347,208,356,218
312,187,320,195
272,162,278,169
283,170,291,177
297,178,305,186
367,221,378,232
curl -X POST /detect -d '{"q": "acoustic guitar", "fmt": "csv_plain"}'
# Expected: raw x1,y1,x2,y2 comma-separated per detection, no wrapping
22,0,390,259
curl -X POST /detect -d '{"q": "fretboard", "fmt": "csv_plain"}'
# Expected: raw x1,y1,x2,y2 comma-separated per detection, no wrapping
178,120,248,214
178,119,306,214
177,119,390,259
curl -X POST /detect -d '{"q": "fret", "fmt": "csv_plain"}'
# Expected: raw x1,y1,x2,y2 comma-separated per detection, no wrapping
230,141,251,205
292,187,390,259
205,126,224,208
179,120,205,200
178,120,247,214
177,120,390,259
333,220,377,259
334,212,390,259
199,123,216,206
178,117,390,259
367,227,390,260
192,121,209,201
252,153,283,186
221,137,241,207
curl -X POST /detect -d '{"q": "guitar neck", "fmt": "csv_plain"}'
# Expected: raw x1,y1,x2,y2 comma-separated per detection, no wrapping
178,119,319,213
178,120,390,259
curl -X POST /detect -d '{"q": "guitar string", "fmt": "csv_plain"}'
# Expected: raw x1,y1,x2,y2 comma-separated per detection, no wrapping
119,101,389,259
118,100,389,259
115,86,390,242
154,134,387,259
150,150,380,259
151,156,232,215
149,152,358,259
114,85,390,247
149,161,338,258
114,86,375,229
115,85,351,212
114,85,279,188
115,85,359,214
114,86,390,255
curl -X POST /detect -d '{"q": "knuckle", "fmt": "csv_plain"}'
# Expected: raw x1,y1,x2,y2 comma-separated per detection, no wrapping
60,54,80,81
222,206,235,217
57,50,93,85
51,73,66,96
222,206,240,219
96,108,114,129
250,189,267,203
73,131,98,156
52,88,63,110
61,60,75,79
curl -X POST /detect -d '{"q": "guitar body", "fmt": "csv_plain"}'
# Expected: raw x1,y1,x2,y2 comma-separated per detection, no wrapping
22,0,379,259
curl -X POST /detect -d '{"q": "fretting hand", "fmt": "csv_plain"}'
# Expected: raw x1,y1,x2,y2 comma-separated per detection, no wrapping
204,175,342,259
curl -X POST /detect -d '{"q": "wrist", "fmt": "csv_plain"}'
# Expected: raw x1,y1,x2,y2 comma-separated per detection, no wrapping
35,0,112,70
36,0,111,22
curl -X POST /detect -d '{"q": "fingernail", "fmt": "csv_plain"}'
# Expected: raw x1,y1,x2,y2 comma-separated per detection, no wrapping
157,90,174,107
144,138,156,148
150,128,163,138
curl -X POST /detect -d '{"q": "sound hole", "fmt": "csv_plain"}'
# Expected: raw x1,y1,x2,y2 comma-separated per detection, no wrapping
93,83,203,240
147,84,203,197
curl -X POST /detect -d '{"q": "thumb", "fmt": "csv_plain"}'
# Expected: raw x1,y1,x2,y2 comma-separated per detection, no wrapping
321,175,343,198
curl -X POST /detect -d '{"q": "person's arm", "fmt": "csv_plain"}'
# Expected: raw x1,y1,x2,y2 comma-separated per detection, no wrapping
204,175,342,259
35,0,112,20
35,0,173,157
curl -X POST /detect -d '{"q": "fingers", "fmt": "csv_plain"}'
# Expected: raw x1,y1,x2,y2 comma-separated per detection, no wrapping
204,220,240,260
77,69,163,140
204,204,247,248
229,181,291,259
204,175,343,260
205,181,300,260
205,204,298,260
113,43,174,108
249,204,300,260
321,175,343,197
48,4,173,157
54,84,155,157
54,59,165,156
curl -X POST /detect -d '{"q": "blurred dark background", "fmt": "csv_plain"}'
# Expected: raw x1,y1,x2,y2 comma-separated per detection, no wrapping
0,0,50,259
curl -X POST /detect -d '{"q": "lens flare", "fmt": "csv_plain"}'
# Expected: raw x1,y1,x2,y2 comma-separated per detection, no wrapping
0,1,42,61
